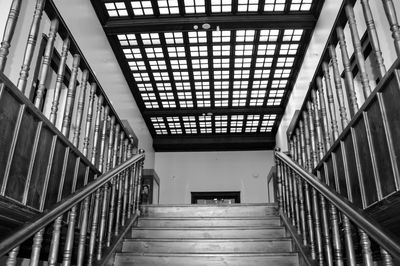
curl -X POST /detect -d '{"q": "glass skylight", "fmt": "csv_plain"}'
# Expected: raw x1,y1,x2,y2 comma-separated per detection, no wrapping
105,2,128,17
264,0,285,12
290,0,312,11
211,0,232,13
131,1,154,15
158,0,180,14
184,0,206,14
237,0,259,12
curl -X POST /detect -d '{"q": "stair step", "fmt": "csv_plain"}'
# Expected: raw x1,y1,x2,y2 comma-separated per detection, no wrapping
122,238,293,253
140,203,277,217
131,226,286,239
137,216,281,227
114,252,299,266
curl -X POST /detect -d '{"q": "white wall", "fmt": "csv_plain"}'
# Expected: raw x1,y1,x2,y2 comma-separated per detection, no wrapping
155,150,274,204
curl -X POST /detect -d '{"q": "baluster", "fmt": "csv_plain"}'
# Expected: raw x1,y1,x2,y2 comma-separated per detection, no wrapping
320,195,333,266
311,89,325,159
382,0,400,56
302,112,317,260
136,149,145,212
329,45,349,128
49,38,70,124
336,27,359,117
115,131,126,235
299,121,307,168
329,204,343,266
359,229,374,266
296,129,307,245
127,140,135,217
275,148,283,211
90,95,104,164
48,216,62,266
6,246,20,266
34,19,59,109
122,138,130,226
61,54,80,137
316,77,331,151
82,83,97,157
30,229,44,266
283,164,290,218
322,62,340,140
288,167,296,226
360,0,386,78
17,0,46,93
342,214,356,265
132,158,139,215
62,207,77,266
97,106,111,260
307,101,319,168
72,70,89,148
291,138,301,235
380,248,394,266
77,195,89,266
345,4,372,98
107,124,120,246
0,0,22,72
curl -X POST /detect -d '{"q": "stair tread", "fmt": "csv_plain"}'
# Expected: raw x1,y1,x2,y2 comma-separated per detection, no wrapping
139,216,279,220
133,226,284,230
124,237,292,242
141,203,277,207
117,252,297,256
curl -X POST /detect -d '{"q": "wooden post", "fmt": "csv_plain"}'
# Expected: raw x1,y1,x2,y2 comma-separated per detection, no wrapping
30,229,44,266
322,62,339,140
316,77,331,152
115,131,126,235
72,70,89,148
34,19,59,109
330,205,344,266
17,0,46,93
295,129,307,246
359,229,374,266
382,0,400,56
275,148,283,211
82,83,97,157
311,89,325,160
343,214,356,265
0,0,22,72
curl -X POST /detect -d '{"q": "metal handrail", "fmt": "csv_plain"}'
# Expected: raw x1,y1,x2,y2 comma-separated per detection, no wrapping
0,152,145,256
276,151,400,261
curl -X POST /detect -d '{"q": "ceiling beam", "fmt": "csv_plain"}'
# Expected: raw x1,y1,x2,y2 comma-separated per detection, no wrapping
153,134,276,151
142,106,284,117
103,14,317,34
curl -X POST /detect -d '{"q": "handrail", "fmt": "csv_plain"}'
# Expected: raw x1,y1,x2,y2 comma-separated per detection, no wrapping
0,152,145,257
276,151,400,261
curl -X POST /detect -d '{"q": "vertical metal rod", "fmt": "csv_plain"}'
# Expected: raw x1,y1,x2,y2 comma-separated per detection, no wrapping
343,214,356,266
360,0,386,78
328,45,349,129
0,0,22,72
96,106,110,260
382,0,400,56
127,140,134,217
345,4,372,98
359,229,374,266
122,138,130,226
49,38,70,124
6,246,20,266
316,77,331,151
30,228,44,266
275,148,283,211
72,69,89,148
322,62,339,140
115,131,126,235
61,54,80,138
336,27,359,117
34,19,59,108
17,0,46,93
107,124,120,246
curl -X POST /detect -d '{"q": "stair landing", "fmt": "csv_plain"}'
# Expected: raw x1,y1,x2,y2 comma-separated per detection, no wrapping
113,203,299,266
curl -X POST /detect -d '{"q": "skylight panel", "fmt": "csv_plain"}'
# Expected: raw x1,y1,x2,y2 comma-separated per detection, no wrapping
213,58,230,68
196,91,210,99
249,98,264,106
267,98,282,106
276,57,295,67
173,71,190,80
290,0,312,11
254,69,271,79
170,59,188,70
237,0,259,12
283,29,303,41
158,0,180,14
255,57,273,68
214,80,229,90
212,30,231,42
184,0,206,14
188,31,207,43
175,82,191,90
233,70,250,79
214,70,230,80
133,72,150,82
215,128,228,133
141,33,160,45
123,48,142,59
269,89,285,97
215,91,229,99
259,30,279,42
180,101,194,108
232,99,246,107
245,127,258,133
232,90,247,98
138,83,153,91
264,0,285,12
162,101,177,108
190,46,208,57
274,69,291,78
271,79,287,88
235,44,254,56
159,92,175,100
185,128,198,134
149,60,167,70
145,101,159,108
164,32,184,44
236,30,255,42
197,100,211,107
251,90,266,98
195,81,210,90
128,60,146,71
234,58,252,68
105,2,128,17
153,72,170,81
200,128,212,133
280,43,299,55
131,1,154,15
155,129,168,134
213,45,230,56
117,34,137,46
156,82,172,91
145,47,164,58
252,80,268,88
257,44,276,56
141,92,157,101
192,58,208,69
177,91,192,100
211,0,232,13
215,115,228,121
215,100,229,107
167,46,186,58
193,71,209,80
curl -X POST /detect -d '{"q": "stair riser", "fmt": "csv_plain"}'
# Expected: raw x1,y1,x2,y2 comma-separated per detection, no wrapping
141,205,277,217
131,228,286,239
137,218,281,227
114,254,299,266
123,239,293,253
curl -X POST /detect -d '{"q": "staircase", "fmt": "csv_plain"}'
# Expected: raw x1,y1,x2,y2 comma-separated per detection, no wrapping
113,203,299,266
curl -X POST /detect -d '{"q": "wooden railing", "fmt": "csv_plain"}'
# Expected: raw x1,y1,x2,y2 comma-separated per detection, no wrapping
0,151,145,265
287,1,400,215
275,150,400,265
0,0,139,212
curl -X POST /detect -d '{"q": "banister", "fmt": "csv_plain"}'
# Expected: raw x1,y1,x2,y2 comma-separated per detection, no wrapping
275,150,400,261
0,152,145,257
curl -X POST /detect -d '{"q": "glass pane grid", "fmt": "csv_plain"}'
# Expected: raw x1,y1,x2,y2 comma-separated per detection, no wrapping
131,1,154,15
105,2,128,17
